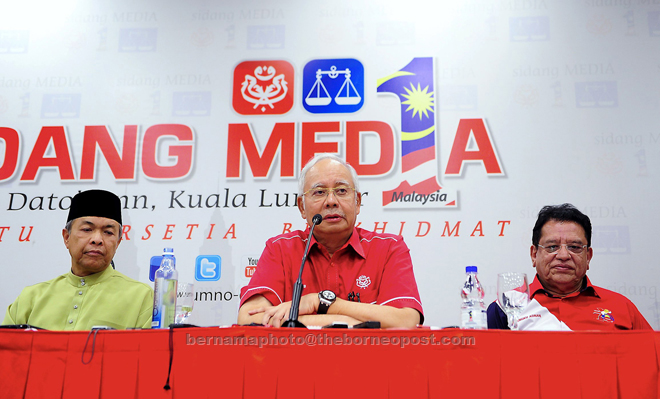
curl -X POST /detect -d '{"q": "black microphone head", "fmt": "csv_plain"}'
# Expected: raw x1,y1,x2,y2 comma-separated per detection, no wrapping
312,214,323,225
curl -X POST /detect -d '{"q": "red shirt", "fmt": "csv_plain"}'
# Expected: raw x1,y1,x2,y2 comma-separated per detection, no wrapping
240,227,424,322
488,275,652,330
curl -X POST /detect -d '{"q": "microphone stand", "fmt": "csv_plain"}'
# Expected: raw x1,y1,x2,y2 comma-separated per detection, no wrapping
282,214,322,328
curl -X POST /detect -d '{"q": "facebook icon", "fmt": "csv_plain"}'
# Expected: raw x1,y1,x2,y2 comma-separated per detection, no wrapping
195,255,221,281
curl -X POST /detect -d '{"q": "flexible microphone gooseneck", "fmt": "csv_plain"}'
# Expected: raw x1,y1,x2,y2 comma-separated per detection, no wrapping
281,214,322,328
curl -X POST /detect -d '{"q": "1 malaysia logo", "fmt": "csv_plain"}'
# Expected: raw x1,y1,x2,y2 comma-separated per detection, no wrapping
377,57,503,208
377,57,457,209
232,60,294,115
594,308,615,323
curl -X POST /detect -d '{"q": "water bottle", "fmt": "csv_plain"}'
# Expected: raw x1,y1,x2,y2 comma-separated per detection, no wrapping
460,265,487,329
152,248,178,328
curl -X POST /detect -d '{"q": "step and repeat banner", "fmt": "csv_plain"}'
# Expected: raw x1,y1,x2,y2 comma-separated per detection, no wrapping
1,0,659,328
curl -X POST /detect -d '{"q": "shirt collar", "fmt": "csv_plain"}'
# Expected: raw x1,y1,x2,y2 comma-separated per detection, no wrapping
305,226,365,259
346,227,365,258
66,265,115,287
530,274,598,299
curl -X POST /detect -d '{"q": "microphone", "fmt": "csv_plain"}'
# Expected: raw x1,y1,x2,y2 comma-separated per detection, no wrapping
282,214,322,328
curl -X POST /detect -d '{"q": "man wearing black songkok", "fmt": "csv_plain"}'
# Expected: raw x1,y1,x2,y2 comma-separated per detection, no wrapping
2,190,153,330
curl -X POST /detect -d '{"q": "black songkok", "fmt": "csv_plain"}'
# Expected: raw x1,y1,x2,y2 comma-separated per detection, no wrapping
67,190,122,225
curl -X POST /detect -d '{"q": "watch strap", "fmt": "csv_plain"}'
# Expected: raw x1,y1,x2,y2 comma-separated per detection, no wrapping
318,291,335,314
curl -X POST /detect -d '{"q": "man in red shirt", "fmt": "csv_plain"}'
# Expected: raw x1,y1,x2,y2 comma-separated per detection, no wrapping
488,203,652,330
238,154,423,328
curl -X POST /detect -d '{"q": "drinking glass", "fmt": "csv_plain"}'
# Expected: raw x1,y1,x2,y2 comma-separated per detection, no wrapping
497,273,529,330
175,282,195,324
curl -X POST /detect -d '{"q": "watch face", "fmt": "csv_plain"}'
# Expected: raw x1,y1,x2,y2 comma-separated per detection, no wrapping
322,290,335,300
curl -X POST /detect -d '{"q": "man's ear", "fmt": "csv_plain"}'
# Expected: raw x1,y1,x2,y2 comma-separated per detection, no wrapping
62,228,70,249
116,223,123,246
297,196,306,219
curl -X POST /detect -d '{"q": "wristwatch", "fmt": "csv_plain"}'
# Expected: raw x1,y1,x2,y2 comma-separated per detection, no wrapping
317,290,336,314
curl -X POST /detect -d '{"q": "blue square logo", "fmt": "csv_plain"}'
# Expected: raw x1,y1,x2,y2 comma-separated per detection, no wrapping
195,255,221,281
593,226,630,255
119,28,157,52
173,91,212,116
41,94,81,118
0,30,29,53
509,16,550,42
247,25,285,49
575,81,618,108
303,58,364,114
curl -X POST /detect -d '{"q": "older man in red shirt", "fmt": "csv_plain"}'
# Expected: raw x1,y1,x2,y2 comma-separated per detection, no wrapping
238,154,423,328
488,203,652,330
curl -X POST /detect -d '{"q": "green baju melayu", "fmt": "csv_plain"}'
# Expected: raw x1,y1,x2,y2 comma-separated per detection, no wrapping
3,266,153,330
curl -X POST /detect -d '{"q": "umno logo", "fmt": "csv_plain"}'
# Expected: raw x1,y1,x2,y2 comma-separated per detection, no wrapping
232,60,294,115
356,275,371,289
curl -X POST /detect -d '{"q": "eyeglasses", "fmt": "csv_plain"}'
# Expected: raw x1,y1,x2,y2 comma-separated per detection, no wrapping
537,243,588,254
303,186,356,200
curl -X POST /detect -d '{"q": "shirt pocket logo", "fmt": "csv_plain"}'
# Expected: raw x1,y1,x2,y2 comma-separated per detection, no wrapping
356,275,371,289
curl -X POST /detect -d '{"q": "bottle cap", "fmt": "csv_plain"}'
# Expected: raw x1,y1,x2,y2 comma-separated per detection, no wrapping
162,248,174,256
466,266,477,273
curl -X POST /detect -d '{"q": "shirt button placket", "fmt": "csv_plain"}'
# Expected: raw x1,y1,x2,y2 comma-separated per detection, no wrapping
329,262,339,293
68,280,86,330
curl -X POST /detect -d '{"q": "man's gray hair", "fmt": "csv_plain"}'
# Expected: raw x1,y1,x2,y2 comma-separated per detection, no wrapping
298,154,360,196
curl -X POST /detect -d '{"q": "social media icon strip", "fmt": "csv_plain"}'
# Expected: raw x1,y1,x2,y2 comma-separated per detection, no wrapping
302,58,364,114
195,255,221,281
232,60,294,115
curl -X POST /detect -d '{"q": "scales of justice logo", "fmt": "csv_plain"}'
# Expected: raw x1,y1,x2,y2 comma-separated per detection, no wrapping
302,58,364,114
232,60,294,115
305,66,360,105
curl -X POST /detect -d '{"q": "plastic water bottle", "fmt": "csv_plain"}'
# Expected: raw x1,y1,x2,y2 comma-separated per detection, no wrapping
152,248,178,328
460,266,487,329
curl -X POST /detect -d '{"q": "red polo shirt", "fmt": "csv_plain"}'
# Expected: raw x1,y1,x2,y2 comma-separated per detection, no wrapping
240,227,424,322
488,275,652,330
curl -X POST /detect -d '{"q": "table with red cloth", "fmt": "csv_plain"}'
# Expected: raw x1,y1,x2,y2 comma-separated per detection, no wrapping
1,326,658,398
